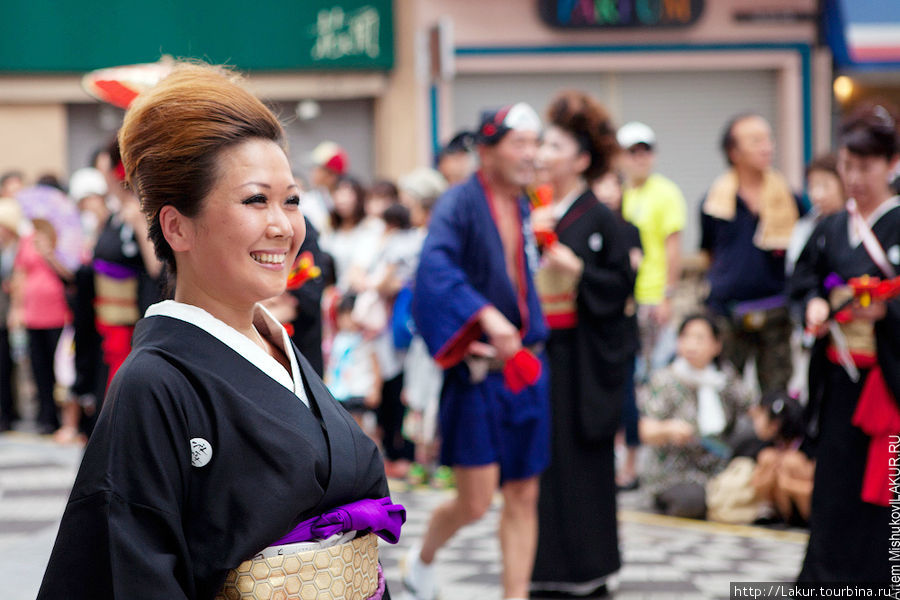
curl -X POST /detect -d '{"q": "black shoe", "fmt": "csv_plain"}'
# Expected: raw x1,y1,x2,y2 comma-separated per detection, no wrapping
530,585,609,599
616,478,640,492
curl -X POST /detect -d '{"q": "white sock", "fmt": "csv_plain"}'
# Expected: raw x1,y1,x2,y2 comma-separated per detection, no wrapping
405,545,436,598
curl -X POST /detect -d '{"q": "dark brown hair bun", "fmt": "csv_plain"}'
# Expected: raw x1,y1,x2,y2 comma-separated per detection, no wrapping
545,90,618,181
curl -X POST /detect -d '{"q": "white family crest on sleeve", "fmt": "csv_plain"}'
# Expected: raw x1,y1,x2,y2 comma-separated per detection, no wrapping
190,438,213,467
589,232,603,252
888,244,900,266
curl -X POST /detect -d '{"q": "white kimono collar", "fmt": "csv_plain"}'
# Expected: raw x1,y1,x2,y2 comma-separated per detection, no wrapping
552,183,587,221
848,196,900,248
144,300,309,407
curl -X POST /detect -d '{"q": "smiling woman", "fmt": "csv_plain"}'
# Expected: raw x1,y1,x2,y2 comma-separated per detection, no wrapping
37,62,402,600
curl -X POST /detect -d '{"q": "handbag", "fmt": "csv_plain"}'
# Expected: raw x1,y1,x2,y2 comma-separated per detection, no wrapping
705,457,760,524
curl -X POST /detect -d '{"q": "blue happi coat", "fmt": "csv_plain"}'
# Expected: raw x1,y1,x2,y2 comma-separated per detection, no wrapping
412,173,550,480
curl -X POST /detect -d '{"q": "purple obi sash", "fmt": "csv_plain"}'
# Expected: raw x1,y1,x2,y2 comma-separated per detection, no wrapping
273,496,406,546
93,258,138,280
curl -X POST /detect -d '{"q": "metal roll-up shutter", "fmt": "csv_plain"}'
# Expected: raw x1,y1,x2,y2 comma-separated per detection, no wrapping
451,68,779,250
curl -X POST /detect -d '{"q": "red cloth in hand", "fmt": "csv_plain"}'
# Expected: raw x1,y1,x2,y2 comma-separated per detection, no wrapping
851,365,900,506
503,349,542,393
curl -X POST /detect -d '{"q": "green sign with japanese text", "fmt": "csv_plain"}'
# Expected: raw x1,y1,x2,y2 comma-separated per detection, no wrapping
0,0,393,72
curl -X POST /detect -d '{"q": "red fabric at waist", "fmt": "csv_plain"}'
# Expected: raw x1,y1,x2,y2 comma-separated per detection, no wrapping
825,345,878,370
546,312,577,330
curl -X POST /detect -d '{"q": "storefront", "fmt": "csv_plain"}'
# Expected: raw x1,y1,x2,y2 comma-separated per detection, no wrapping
391,0,833,248
823,0,900,114
2,0,844,238
0,0,393,184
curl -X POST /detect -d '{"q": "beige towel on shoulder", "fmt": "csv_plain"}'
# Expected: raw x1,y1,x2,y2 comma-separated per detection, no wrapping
703,169,798,251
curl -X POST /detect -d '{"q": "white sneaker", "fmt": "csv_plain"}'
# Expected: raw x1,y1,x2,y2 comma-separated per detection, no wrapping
401,544,437,600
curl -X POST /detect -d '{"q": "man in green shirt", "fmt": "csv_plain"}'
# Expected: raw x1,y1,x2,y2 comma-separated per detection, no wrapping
618,121,686,379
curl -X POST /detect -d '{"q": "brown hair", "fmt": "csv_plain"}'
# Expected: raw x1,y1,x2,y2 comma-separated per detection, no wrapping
329,175,366,230
368,179,399,203
545,90,618,181
805,153,838,180
118,62,285,275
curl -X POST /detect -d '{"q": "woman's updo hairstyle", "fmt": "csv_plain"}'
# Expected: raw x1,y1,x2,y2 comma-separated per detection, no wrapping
118,62,285,275
545,90,618,181
838,102,900,161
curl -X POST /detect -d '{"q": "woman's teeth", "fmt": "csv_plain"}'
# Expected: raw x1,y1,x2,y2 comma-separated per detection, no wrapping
251,252,285,264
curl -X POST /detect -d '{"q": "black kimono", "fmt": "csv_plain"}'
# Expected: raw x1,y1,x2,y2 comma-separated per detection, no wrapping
790,201,900,583
532,191,635,591
289,217,327,376
38,311,389,599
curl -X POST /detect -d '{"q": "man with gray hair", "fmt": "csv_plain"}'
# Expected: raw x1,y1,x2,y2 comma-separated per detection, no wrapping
700,113,804,394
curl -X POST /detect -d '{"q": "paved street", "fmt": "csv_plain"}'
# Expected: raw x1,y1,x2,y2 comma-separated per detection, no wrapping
0,434,806,600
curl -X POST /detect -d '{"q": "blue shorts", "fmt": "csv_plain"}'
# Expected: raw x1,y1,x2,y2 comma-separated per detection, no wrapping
438,361,550,483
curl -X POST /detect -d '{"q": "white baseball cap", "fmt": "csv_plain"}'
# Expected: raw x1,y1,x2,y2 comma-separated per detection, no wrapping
69,167,108,202
617,121,657,149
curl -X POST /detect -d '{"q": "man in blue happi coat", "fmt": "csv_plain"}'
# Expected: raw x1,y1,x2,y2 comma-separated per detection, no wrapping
404,103,550,600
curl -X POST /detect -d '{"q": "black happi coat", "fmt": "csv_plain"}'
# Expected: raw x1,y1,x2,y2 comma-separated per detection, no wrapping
38,315,389,599
533,191,635,586
790,202,900,582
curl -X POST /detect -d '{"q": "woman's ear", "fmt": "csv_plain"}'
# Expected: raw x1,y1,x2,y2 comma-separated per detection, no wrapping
159,205,193,253
575,151,591,177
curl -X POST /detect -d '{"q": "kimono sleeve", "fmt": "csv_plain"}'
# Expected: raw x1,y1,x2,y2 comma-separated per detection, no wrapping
38,355,194,600
412,197,489,368
789,219,829,320
876,299,900,404
576,209,634,320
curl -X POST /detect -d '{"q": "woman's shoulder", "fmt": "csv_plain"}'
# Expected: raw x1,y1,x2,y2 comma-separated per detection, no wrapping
432,176,483,215
647,365,686,398
649,364,678,384
105,345,198,414
566,190,614,226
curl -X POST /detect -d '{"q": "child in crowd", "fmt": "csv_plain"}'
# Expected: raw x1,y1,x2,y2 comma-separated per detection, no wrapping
324,293,381,441
750,390,814,525
365,203,420,478
396,168,451,487
639,313,752,518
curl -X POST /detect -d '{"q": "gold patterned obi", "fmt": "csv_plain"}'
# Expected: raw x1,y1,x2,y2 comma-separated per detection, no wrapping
536,265,578,329
829,285,876,358
94,271,140,325
216,532,380,600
